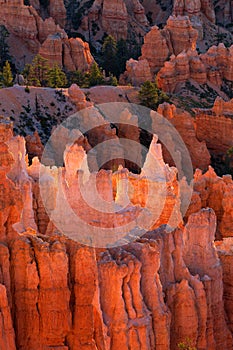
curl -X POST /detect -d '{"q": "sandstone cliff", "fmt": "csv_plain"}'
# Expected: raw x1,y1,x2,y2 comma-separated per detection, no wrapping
157,43,233,94
121,14,198,84
78,0,149,44
0,0,94,72
195,98,233,156
158,102,211,170
0,111,233,349
39,34,94,71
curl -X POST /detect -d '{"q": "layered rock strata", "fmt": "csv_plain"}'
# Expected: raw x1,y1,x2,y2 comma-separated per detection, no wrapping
0,0,94,71
0,115,233,349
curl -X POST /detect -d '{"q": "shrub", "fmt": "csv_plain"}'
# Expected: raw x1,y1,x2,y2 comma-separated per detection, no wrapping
139,80,170,110
2,60,13,87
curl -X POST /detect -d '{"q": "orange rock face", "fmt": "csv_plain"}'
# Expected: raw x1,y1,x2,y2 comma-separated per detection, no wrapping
173,0,215,23
0,0,94,72
39,35,95,72
140,25,170,73
183,209,233,349
68,84,93,110
120,58,153,86
157,43,233,93
82,0,148,43
140,16,198,74
0,0,65,54
195,97,233,154
123,15,198,85
187,167,233,239
158,102,211,170
25,131,44,162
0,115,233,349
216,238,233,334
0,284,16,350
49,0,67,28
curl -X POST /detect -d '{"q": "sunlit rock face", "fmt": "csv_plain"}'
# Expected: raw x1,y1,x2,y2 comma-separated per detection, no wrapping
0,112,233,349
158,102,211,170
195,97,233,155
0,0,94,72
120,14,198,82
173,0,215,23
121,13,233,94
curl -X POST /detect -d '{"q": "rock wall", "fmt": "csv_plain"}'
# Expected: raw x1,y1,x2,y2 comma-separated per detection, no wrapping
0,108,233,349
80,0,149,43
173,0,215,23
0,0,94,72
141,15,198,73
39,34,94,71
49,0,67,28
187,166,233,239
158,102,211,170
121,15,198,84
195,97,233,155
121,12,233,92
157,43,233,93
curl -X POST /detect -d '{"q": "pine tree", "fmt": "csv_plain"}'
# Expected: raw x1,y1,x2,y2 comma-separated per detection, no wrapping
24,64,40,87
139,81,169,110
24,55,50,87
66,70,86,87
106,74,118,86
2,60,13,87
116,39,129,77
47,64,67,88
87,62,104,87
0,25,11,70
102,35,118,76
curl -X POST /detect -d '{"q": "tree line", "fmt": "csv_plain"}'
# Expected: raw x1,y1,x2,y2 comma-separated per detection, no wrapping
1,54,118,89
0,29,139,89
0,26,170,111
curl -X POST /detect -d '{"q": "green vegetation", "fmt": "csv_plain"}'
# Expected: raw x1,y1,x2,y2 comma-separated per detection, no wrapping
2,61,13,87
21,55,117,88
139,80,170,110
66,63,118,88
178,338,196,350
23,55,50,87
102,35,118,75
47,64,67,88
0,25,12,70
66,70,88,87
95,35,141,79
0,30,138,89
87,62,104,86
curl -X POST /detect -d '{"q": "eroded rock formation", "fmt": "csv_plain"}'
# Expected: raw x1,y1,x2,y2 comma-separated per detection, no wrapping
39,34,94,71
121,15,198,84
0,97,233,350
157,43,233,93
195,97,233,155
80,0,149,43
158,102,211,170
141,16,198,73
0,0,94,72
173,0,215,23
